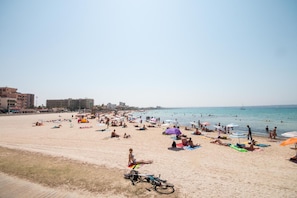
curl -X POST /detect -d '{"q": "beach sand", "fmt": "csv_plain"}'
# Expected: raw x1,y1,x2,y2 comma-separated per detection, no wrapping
0,112,296,197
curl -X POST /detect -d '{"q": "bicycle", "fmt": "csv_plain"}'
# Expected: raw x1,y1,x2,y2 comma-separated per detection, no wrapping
124,169,175,194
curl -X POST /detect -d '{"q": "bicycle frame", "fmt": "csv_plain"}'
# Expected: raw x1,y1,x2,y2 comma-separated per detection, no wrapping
125,170,175,194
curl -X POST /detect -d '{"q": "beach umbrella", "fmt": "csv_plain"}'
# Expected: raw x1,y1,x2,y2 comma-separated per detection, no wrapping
280,137,297,155
165,128,182,135
229,132,246,143
281,131,297,138
280,137,297,146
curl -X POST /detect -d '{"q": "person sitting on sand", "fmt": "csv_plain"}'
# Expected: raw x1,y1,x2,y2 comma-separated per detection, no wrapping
182,138,188,146
193,128,202,135
188,137,200,148
138,125,147,130
123,133,131,138
111,129,120,138
128,148,153,166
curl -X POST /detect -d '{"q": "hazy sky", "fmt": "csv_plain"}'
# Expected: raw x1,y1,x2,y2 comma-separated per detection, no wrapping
1,0,296,108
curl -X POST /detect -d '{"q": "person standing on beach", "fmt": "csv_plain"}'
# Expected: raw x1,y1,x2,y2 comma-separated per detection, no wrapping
270,127,277,139
247,125,253,142
266,125,269,137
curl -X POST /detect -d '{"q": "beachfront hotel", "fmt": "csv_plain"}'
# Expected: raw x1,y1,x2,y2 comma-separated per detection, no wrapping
0,87,34,113
46,98,94,111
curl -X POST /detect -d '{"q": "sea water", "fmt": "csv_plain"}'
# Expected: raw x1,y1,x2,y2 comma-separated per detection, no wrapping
133,105,297,137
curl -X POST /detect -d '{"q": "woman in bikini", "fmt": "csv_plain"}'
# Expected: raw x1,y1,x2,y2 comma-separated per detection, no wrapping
128,148,153,166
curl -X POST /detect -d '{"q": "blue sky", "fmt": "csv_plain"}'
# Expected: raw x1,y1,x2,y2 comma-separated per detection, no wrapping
1,0,296,108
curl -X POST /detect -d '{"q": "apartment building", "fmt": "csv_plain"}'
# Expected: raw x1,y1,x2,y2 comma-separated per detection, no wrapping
46,98,94,111
0,87,35,111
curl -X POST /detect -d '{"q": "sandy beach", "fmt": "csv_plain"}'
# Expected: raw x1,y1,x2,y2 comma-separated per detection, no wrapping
0,112,296,198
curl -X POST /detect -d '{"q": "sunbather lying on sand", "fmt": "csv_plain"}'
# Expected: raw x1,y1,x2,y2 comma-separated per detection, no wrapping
210,139,230,146
242,141,261,151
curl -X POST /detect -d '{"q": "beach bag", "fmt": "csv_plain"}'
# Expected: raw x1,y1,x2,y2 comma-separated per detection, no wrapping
172,141,176,148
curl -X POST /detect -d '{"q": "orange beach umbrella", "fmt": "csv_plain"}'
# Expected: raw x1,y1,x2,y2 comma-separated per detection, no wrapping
280,137,297,146
280,138,297,155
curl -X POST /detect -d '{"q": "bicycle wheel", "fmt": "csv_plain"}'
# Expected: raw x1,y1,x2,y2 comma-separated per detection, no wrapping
154,183,175,194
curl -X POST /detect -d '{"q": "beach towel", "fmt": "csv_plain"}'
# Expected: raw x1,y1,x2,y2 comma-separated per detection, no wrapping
176,143,184,148
79,126,93,129
171,136,177,140
183,145,200,150
167,147,184,151
230,144,248,152
96,129,110,132
128,164,142,169
255,143,271,147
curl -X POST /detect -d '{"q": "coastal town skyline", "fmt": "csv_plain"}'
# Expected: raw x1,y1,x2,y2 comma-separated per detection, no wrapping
1,1,297,108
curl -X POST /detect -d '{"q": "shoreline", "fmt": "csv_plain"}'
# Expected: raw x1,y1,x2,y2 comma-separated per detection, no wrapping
0,112,296,197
